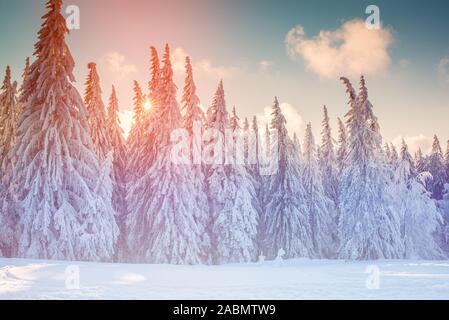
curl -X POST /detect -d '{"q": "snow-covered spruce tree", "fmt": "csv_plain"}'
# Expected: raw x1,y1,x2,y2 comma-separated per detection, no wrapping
302,123,337,258
119,80,146,261
394,140,443,259
11,0,118,261
84,62,111,160
127,80,145,154
338,77,403,260
390,143,399,169
262,97,313,260
445,141,449,183
205,81,258,264
247,115,264,251
336,117,347,175
1,60,30,258
384,143,392,164
180,55,210,263
0,66,19,257
437,141,449,254
125,48,162,261
19,57,30,92
0,66,19,171
148,46,162,108
319,106,338,204
358,75,380,133
292,132,301,160
440,185,449,254
127,46,161,185
181,56,205,135
243,117,249,165
229,106,240,131
425,135,446,199
264,124,270,160
128,45,209,264
415,148,426,175
248,116,262,192
107,86,127,246
16,57,30,118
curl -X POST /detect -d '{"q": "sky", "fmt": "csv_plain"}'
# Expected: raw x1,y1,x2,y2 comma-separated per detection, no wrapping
1,0,449,153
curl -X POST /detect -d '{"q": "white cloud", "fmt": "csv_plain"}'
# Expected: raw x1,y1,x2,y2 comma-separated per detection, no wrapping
392,134,433,155
438,56,449,83
285,19,393,79
171,47,189,76
256,101,304,138
171,47,239,79
103,52,137,77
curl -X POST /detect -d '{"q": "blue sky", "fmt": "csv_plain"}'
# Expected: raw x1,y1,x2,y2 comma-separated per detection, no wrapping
1,0,449,152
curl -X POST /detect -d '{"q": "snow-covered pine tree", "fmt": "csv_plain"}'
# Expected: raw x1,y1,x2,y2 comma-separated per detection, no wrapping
384,143,392,164
358,75,380,133
16,57,30,119
415,148,426,174
243,117,250,165
205,83,258,264
180,55,210,263
292,132,301,160
127,80,145,152
302,123,337,258
445,140,449,184
247,115,264,251
338,77,403,260
125,48,162,261
440,184,449,254
118,80,146,261
336,117,347,174
249,116,262,188
107,86,127,245
11,0,118,261
84,62,111,160
390,143,399,169
229,106,240,131
18,57,30,103
319,106,338,204
127,45,209,264
0,66,19,257
263,124,270,158
394,140,443,259
425,135,446,199
128,46,162,184
181,56,205,135
148,46,162,109
262,97,313,260
0,66,19,171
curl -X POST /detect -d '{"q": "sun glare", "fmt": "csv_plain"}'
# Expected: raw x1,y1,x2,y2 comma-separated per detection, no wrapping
144,99,152,111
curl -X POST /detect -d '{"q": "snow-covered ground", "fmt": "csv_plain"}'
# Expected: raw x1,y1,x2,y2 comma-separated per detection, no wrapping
1,258,449,300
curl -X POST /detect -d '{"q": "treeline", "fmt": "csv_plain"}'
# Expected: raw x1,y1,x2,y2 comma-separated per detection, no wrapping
0,0,448,264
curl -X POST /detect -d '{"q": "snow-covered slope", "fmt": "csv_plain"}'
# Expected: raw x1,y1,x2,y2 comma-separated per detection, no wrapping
1,258,449,300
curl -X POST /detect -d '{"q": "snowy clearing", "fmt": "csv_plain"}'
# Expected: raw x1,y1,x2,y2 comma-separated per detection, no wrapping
1,258,449,300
